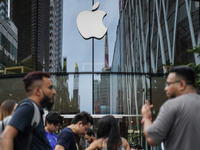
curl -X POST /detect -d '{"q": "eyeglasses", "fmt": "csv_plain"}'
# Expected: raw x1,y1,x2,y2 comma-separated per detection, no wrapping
165,81,181,87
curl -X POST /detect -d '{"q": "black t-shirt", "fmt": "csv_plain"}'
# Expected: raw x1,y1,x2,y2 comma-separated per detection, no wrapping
57,127,79,150
9,99,51,150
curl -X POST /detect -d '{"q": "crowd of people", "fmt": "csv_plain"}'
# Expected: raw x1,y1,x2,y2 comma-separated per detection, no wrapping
0,65,199,150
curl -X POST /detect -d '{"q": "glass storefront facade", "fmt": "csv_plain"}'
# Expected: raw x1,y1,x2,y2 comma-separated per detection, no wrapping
0,0,199,149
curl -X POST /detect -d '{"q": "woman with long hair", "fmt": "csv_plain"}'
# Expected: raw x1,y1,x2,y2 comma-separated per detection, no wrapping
0,99,17,134
85,115,130,150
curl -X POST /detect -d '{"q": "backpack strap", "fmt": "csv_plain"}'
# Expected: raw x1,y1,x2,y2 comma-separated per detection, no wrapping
29,101,40,128
17,99,40,150
17,99,40,128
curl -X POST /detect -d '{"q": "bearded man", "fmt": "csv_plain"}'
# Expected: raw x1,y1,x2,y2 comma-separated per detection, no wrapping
84,129,96,145
141,66,200,150
1,71,56,150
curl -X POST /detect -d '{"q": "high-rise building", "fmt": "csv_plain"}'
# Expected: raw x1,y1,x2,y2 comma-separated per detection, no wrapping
94,80,100,102
100,33,111,114
100,72,110,114
49,0,63,72
0,0,8,19
111,0,200,116
104,32,109,68
0,0,18,72
55,0,63,71
49,0,56,72
94,80,100,114
73,63,79,108
10,0,50,71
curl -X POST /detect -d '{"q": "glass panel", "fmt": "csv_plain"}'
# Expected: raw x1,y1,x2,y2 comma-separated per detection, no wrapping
0,0,198,75
93,0,119,72
0,77,25,103
151,76,167,119
111,0,150,73
151,76,167,150
52,74,92,114
0,74,92,114
94,74,111,114
94,74,150,115
62,0,92,72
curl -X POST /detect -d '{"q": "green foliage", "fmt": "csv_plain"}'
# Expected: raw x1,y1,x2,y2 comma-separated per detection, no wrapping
127,126,141,144
187,44,200,57
187,45,200,90
187,63,200,90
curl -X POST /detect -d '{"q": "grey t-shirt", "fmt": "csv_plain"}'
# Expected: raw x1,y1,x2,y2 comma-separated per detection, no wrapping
0,115,12,135
147,93,200,150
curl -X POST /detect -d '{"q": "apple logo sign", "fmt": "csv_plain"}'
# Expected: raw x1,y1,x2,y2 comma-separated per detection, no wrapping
77,1,107,40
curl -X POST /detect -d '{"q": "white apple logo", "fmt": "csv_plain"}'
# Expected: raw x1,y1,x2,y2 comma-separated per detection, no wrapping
77,1,107,40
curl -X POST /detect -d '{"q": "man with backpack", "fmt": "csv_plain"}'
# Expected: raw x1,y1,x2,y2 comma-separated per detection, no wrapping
1,71,55,150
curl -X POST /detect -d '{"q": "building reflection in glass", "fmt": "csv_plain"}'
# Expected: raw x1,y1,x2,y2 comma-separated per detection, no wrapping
53,63,80,114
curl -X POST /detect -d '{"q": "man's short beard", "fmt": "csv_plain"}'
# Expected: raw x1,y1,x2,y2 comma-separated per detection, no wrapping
169,94,176,99
89,137,94,144
169,96,176,99
40,93,54,111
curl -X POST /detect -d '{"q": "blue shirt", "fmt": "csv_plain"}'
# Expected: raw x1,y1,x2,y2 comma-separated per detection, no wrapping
46,131,58,150
57,127,79,150
9,99,51,150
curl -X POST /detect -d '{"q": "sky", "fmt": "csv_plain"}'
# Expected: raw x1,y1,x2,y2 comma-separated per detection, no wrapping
62,0,119,113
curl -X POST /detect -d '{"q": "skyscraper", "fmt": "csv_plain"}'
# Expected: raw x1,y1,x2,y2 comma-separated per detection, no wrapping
104,32,109,68
0,0,18,71
73,63,79,108
100,73,110,114
10,0,50,71
94,80,101,114
0,0,8,19
49,0,56,72
100,33,111,114
55,0,63,71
